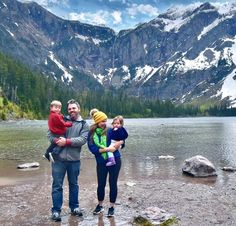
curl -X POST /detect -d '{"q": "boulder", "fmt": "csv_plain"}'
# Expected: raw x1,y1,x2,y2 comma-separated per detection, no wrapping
182,155,217,177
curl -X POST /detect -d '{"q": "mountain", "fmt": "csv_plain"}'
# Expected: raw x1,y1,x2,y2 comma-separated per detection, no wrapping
0,0,236,107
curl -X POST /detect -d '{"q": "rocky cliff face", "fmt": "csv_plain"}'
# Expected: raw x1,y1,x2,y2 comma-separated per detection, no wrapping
0,0,236,106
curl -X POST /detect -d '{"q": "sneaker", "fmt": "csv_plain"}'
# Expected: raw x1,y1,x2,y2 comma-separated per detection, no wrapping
71,207,83,217
93,204,104,215
49,152,55,163
51,211,61,222
107,207,114,217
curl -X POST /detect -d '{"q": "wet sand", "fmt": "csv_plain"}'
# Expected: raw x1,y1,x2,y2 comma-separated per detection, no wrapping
1,158,236,226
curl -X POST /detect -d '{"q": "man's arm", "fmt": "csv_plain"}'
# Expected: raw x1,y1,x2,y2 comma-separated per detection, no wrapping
56,122,89,147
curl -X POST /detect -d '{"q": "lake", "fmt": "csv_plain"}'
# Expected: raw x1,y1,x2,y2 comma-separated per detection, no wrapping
0,117,236,186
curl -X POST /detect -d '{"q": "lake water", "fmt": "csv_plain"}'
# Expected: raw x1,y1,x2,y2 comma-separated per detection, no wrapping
0,117,236,186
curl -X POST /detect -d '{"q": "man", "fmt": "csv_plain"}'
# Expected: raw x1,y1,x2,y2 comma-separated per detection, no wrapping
47,99,89,222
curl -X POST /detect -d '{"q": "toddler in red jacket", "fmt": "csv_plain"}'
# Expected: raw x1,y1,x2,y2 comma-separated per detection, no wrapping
43,100,72,162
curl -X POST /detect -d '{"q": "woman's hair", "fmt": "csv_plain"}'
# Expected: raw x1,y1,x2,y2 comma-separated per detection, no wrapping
112,115,124,126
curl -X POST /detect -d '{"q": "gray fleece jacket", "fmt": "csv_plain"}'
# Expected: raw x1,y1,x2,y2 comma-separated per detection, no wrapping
47,116,89,161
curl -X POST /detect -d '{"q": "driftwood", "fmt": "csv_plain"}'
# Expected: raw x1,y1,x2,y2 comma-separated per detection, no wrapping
17,162,40,169
222,166,236,172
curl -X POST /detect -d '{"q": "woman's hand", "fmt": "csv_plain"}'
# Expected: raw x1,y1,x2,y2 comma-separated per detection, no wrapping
107,146,116,152
113,141,123,150
99,146,116,153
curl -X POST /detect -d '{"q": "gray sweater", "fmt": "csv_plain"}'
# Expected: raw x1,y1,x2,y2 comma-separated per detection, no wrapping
47,116,89,161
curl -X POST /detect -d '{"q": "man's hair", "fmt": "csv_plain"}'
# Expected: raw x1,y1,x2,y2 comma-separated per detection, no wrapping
50,100,62,107
67,99,80,109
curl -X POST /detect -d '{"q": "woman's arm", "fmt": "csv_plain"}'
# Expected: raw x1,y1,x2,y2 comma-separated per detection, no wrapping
99,145,116,153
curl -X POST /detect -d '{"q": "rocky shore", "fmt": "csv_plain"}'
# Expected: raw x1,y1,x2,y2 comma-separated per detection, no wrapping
1,167,236,226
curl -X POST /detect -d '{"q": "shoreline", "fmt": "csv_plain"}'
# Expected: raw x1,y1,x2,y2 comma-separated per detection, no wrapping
1,165,236,226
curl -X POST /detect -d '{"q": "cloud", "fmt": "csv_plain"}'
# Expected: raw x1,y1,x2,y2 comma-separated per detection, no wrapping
127,4,159,18
68,10,109,26
19,0,68,7
108,0,126,3
111,11,122,24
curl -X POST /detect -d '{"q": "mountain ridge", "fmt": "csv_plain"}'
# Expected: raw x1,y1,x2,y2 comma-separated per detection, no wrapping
0,0,236,107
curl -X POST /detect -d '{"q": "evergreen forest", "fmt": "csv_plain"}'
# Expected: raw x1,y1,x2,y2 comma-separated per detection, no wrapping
0,51,236,121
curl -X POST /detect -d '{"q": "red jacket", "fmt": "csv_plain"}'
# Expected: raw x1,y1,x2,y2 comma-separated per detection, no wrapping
48,111,72,135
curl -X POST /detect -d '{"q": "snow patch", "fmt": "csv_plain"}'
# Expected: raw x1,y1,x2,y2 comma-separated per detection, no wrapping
144,44,148,54
214,2,236,15
75,34,102,45
160,3,202,32
198,15,233,40
92,73,105,84
6,29,14,37
121,66,131,81
176,48,221,73
217,36,236,107
134,65,159,83
48,51,73,83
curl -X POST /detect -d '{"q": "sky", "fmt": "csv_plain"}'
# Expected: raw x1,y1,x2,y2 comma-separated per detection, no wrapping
19,0,236,32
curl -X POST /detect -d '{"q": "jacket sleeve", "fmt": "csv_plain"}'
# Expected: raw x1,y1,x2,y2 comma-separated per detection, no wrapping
68,122,89,147
47,130,58,143
87,131,101,156
120,127,128,140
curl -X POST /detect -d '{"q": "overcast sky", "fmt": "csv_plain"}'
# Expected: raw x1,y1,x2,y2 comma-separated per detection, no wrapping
19,0,235,32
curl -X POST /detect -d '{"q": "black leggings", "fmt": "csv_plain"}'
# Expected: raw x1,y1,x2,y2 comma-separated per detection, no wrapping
96,157,121,203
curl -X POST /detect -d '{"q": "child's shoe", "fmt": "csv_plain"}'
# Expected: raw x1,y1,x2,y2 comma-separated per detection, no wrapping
106,157,116,166
49,152,55,163
43,153,50,161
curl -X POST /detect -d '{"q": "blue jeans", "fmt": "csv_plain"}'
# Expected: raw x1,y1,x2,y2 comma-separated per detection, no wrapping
51,160,81,213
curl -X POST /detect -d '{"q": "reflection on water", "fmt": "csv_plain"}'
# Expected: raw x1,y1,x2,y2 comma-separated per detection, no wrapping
1,117,236,186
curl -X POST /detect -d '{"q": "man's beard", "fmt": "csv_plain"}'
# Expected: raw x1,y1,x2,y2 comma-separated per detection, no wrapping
70,112,78,120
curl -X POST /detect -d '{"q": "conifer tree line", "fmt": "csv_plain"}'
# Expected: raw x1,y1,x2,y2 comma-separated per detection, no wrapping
0,51,235,120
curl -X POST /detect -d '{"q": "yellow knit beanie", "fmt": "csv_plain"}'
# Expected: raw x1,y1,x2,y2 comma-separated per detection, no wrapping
92,111,108,124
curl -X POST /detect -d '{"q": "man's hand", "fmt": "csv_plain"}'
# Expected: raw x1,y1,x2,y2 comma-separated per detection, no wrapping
56,137,66,147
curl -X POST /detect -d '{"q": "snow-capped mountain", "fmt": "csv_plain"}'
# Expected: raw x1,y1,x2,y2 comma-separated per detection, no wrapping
0,0,236,106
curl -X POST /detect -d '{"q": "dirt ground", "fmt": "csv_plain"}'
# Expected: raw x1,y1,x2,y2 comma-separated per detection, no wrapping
1,164,236,226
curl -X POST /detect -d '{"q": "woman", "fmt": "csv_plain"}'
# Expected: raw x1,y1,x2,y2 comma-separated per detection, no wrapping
87,109,124,217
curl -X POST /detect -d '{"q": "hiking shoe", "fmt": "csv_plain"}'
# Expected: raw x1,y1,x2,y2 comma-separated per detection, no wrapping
93,204,104,215
107,207,114,217
71,207,83,217
49,152,55,163
51,212,61,222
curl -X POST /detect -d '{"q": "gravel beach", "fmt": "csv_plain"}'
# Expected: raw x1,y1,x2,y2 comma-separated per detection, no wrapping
1,163,236,226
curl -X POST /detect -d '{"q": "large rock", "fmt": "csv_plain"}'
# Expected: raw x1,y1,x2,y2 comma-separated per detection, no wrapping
182,155,217,177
